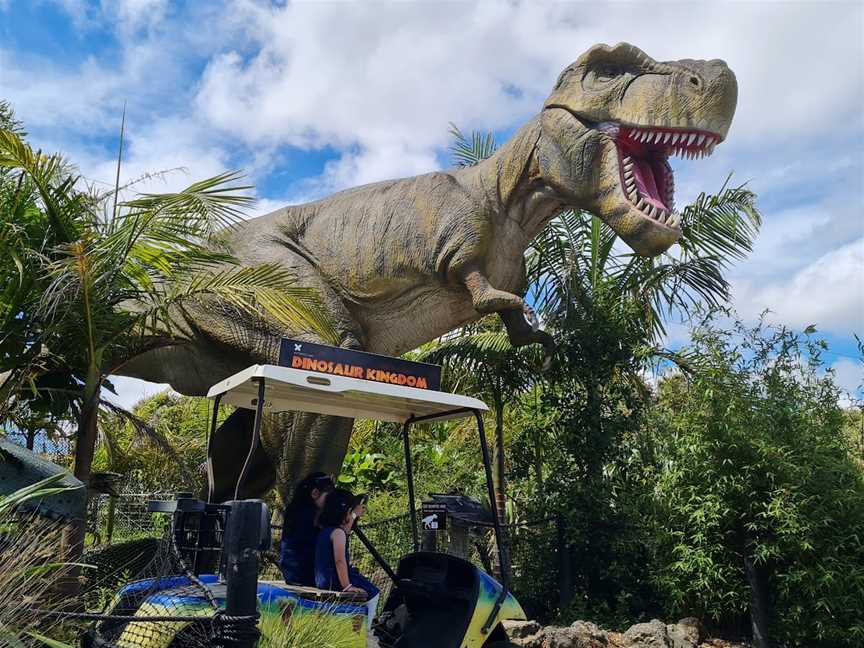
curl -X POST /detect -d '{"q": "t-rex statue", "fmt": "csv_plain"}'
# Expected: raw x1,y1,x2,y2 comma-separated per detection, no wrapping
120,42,738,502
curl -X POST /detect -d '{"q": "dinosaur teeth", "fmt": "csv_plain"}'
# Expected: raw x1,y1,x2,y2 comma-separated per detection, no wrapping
697,134,707,147
687,133,697,145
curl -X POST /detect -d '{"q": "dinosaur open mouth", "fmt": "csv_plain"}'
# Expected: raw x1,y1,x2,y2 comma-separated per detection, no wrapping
615,126,722,230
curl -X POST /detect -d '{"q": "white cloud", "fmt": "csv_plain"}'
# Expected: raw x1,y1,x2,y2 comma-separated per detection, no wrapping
190,1,864,189
105,376,172,411
831,357,863,399
106,0,170,34
79,116,233,194
733,238,864,333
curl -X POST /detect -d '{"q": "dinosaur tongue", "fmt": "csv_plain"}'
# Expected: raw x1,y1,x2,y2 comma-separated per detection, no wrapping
631,157,667,210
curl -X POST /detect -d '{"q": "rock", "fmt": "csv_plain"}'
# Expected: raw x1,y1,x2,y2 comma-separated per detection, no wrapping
505,617,740,648
541,625,607,648
622,619,671,647
504,619,608,647
504,620,543,641
569,621,610,647
666,618,701,648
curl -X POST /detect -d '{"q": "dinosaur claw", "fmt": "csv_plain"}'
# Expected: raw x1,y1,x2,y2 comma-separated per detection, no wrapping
523,305,540,332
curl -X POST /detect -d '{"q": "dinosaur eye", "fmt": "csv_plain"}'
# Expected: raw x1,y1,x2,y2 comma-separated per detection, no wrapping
581,61,633,92
689,76,701,88
593,66,621,83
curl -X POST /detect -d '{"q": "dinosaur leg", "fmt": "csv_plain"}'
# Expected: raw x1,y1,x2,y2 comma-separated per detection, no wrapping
207,408,277,503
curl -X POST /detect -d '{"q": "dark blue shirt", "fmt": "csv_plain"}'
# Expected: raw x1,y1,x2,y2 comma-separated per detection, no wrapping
279,503,318,586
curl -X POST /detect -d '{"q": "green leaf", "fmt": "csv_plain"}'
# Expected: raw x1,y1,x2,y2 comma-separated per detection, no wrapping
26,631,76,648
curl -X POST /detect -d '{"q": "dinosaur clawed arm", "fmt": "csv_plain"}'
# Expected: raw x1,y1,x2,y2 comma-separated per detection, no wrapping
462,268,525,314
461,267,556,369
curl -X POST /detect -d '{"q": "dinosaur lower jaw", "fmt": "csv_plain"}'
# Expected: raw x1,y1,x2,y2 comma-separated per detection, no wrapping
613,124,723,231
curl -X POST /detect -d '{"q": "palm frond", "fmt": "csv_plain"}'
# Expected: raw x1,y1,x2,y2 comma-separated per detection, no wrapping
119,171,254,238
449,124,497,167
143,263,339,345
0,130,87,244
678,176,761,265
528,178,761,341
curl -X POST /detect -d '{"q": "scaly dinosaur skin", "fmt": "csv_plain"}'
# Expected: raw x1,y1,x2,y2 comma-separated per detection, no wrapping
120,43,737,501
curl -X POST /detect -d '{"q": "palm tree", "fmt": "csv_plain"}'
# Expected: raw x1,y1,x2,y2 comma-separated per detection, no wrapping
438,126,761,572
420,320,541,499
418,318,542,577
528,180,761,344
0,128,336,567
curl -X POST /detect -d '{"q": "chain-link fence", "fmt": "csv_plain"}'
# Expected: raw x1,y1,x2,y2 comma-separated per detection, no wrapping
87,492,177,545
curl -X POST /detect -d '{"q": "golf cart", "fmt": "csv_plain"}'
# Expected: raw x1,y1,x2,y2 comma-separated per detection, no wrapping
83,344,525,648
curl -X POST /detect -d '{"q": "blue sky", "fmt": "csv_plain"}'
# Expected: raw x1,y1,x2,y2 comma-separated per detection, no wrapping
1,0,861,406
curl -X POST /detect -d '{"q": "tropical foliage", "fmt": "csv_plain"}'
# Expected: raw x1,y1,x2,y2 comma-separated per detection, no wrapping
0,475,76,648
642,314,864,646
2,112,862,648
0,119,334,494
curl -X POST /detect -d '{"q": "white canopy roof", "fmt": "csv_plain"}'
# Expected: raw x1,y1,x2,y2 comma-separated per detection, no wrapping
206,364,487,423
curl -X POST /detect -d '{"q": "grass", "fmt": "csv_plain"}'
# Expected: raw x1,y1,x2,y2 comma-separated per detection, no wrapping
0,475,78,647
258,605,365,648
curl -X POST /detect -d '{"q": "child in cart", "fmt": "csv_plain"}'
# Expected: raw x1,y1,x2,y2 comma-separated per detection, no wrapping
315,488,379,619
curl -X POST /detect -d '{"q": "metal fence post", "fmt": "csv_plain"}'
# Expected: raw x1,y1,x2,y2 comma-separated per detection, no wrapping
105,495,116,545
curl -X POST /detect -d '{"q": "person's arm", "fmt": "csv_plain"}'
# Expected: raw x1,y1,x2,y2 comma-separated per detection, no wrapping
331,529,364,593
331,529,351,589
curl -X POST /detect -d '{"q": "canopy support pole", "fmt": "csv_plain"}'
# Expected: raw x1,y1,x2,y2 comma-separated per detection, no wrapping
474,409,509,634
402,421,419,552
235,378,265,502
206,393,223,504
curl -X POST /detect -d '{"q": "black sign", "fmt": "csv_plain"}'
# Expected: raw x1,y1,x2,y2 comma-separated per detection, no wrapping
278,338,441,391
421,502,447,531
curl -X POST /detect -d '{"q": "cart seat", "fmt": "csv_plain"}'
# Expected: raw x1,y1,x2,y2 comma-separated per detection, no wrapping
260,580,369,603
